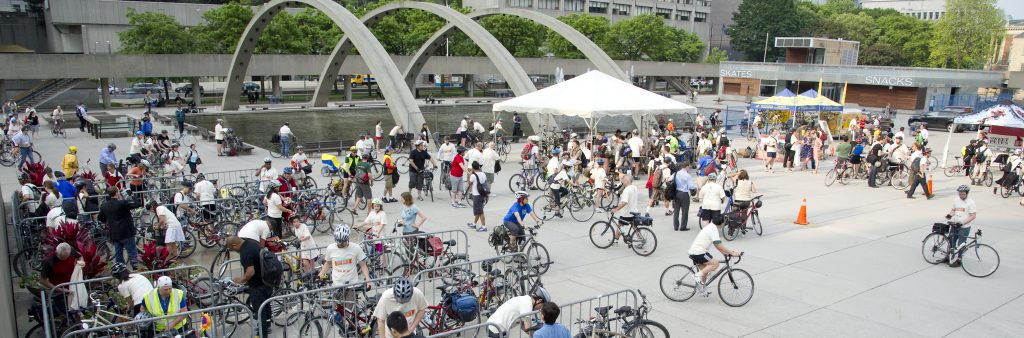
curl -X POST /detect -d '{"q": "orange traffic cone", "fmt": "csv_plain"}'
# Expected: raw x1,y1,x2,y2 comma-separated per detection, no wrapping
794,198,809,225
928,177,934,195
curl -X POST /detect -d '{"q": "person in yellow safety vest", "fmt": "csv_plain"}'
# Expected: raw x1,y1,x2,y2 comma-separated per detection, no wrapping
143,276,193,337
342,146,360,196
62,146,79,177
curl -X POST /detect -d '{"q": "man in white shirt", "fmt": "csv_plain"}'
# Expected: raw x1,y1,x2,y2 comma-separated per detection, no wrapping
193,175,217,222
481,142,500,190
545,151,561,179
388,124,404,149
946,185,977,265
698,173,726,227
318,225,370,287
129,132,146,158
279,122,294,157
256,158,278,193
464,142,485,173
487,287,551,335
237,218,272,244
373,277,427,338
687,215,741,292
627,131,644,177
609,175,640,237
356,135,373,157
214,119,226,156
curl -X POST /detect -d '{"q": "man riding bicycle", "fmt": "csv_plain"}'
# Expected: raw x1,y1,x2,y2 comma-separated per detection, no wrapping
945,185,977,266
608,175,640,238
501,191,543,252
687,215,742,295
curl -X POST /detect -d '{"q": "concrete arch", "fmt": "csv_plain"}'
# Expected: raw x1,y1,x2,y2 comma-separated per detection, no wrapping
311,1,536,108
222,0,424,129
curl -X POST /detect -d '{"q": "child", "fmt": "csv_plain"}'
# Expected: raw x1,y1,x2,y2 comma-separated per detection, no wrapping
290,215,317,273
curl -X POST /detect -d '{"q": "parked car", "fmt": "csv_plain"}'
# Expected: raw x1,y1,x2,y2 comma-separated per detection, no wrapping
242,81,261,92
942,105,974,114
131,83,164,94
908,109,971,132
174,83,205,95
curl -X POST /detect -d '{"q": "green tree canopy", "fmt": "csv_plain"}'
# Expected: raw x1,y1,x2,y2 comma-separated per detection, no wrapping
605,14,702,62
256,11,310,54
193,0,252,54
729,0,807,62
547,14,612,59
117,8,193,54
928,0,1005,69
295,8,342,55
705,47,728,64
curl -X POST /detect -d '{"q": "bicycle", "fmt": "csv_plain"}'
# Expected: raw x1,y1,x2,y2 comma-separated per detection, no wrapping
721,196,764,241
417,285,471,335
420,169,436,202
508,167,547,193
943,156,972,177
571,289,668,338
51,118,66,139
390,238,471,286
589,213,658,257
659,253,754,307
921,221,1000,278
296,286,377,337
824,159,857,186
60,291,136,337
0,146,41,167
531,185,595,222
490,224,553,275
997,172,1024,198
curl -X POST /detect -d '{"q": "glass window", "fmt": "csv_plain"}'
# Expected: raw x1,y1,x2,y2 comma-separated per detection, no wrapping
683,0,693,4
589,1,609,14
676,10,691,21
612,4,631,15
698,0,710,6
695,11,707,22
507,0,532,8
656,8,672,19
637,6,652,15
566,0,586,12
537,0,559,9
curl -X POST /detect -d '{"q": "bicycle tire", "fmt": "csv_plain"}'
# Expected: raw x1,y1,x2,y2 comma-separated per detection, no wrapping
983,171,993,187
439,257,473,286
960,243,999,278
302,176,317,190
13,248,39,278
627,320,669,338
320,166,331,177
371,162,385,182
838,168,852,185
589,221,616,249
526,243,552,275
270,149,283,158
508,173,527,193
630,227,658,256
178,229,198,258
328,205,355,231
533,195,557,220
943,166,958,177
1001,184,1013,198
752,211,763,236
211,249,230,278
24,323,51,338
569,198,595,222
297,315,327,337
823,169,838,186
659,264,697,302
271,288,300,327
187,277,219,308
718,268,755,307
196,226,218,248
722,222,739,241
891,170,909,190
0,151,15,166
396,156,410,174
927,156,938,171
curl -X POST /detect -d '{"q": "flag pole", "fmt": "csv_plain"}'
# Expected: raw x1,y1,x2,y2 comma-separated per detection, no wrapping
762,32,770,62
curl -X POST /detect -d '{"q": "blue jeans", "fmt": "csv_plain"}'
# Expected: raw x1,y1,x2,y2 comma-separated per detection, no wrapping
951,225,971,250
18,147,34,167
112,237,138,266
280,136,290,157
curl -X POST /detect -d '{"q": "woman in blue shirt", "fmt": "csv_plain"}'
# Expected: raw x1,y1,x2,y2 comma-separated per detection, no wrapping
398,192,427,235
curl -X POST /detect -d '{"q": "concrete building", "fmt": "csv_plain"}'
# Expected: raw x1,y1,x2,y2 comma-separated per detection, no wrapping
776,37,860,65
463,0,714,42
708,0,740,58
43,0,219,53
859,0,946,20
991,20,1024,72
0,0,29,12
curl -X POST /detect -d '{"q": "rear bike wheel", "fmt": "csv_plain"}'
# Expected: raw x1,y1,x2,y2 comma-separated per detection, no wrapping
920,233,948,264
396,156,410,174
718,268,755,307
983,171,994,187
627,321,670,338
371,162,385,181
508,173,527,193
629,227,658,256
751,211,763,236
943,166,959,177
838,168,853,185
569,197,595,222
271,288,301,327
960,243,999,278
659,264,697,302
588,221,615,249
178,229,198,258
1000,184,1013,198
927,156,938,171
891,170,910,190
328,205,355,230
532,196,557,220
320,166,331,177
297,315,327,337
526,243,552,275
301,177,317,190
824,169,837,186
722,222,739,241
270,148,283,158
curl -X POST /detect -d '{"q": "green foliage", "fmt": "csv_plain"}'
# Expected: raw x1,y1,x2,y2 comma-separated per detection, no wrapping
117,8,194,54
874,14,933,66
478,15,548,58
193,1,253,54
604,14,703,62
256,11,310,54
705,47,729,64
928,0,1005,69
729,0,807,61
368,8,447,55
295,8,343,55
547,14,612,59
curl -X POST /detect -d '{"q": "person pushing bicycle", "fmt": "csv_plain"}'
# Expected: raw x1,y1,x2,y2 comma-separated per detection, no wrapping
945,185,977,266
687,215,742,295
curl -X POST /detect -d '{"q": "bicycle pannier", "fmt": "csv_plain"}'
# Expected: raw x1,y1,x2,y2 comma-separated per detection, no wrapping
634,215,654,226
932,222,950,234
418,236,444,256
445,292,479,322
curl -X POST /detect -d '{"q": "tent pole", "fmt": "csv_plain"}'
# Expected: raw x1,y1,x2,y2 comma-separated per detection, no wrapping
940,124,954,169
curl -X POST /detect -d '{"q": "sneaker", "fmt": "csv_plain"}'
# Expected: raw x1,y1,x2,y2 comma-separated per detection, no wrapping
476,226,488,232
596,209,605,214
467,223,477,229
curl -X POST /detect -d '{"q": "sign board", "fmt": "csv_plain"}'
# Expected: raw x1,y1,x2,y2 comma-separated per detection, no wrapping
988,135,1023,151
720,69,753,78
864,75,914,87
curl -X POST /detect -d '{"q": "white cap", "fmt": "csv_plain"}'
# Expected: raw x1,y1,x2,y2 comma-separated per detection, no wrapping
156,276,173,288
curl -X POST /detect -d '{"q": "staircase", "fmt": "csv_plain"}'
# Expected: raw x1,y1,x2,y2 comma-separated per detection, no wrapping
665,77,696,95
13,78,87,108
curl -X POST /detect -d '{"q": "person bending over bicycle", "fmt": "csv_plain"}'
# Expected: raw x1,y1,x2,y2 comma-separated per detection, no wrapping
486,286,551,338
502,191,544,252
945,185,977,266
688,216,742,289
112,263,153,316
373,277,427,338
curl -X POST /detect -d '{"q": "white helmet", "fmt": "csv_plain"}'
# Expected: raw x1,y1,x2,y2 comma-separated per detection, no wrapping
333,224,351,243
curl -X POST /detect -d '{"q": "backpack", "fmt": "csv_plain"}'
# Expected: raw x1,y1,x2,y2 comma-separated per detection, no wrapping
258,247,284,287
521,143,534,161
355,165,371,184
664,171,678,200
489,226,508,247
33,191,51,218
701,160,716,176
975,150,987,163
445,292,479,322
474,172,490,196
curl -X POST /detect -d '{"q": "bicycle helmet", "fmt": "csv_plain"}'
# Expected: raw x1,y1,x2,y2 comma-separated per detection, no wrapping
296,145,304,150
282,167,294,174
134,312,153,330
139,160,150,168
196,173,206,181
707,172,717,180
111,263,128,277
263,157,272,163
551,148,561,155
514,191,529,200
266,180,281,189
107,143,117,150
530,285,551,302
68,146,77,154
333,224,351,243
135,131,144,136
350,146,358,151
957,185,970,193
371,198,383,206
393,277,414,303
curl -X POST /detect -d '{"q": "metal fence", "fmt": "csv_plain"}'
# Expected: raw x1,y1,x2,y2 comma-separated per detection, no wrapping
255,275,403,338
61,303,255,338
427,322,505,338
215,245,326,283
358,230,471,279
411,253,535,307
506,289,640,338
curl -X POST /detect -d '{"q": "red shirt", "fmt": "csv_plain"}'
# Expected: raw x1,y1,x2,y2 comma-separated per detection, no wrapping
450,154,465,177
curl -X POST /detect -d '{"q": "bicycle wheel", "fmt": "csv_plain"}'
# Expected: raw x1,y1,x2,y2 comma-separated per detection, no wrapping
390,263,418,278
718,268,755,307
211,250,230,278
320,166,332,177
187,277,218,308
627,321,669,338
891,170,909,190
526,243,552,275
927,156,938,171
178,229,198,258
960,243,1000,278
588,221,616,249
569,198,595,222
211,302,243,336
943,166,959,177
722,222,739,241
508,173,527,193
328,205,355,230
922,234,949,264
751,211,763,236
983,171,993,187
302,177,318,190
297,316,327,338
838,168,853,185
396,156,409,174
659,264,697,302
270,148,283,158
824,169,837,186
371,162,385,181
24,323,52,338
630,227,658,256
532,196,557,220
271,288,301,327
1001,184,1013,198
0,151,15,166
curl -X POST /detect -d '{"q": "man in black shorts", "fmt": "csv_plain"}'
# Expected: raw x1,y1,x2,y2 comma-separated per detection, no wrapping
408,140,437,201
687,216,741,295
501,191,543,251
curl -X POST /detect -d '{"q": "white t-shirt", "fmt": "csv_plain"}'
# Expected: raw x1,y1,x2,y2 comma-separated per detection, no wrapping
44,192,61,209
324,243,367,285
291,153,308,167
294,223,317,251
438,143,456,162
468,172,486,196
389,126,402,136
950,197,977,224
920,128,929,140
155,205,182,229
688,221,722,255
194,180,216,205
265,193,284,218
473,122,486,133
545,157,561,177
619,185,640,214
373,288,428,338
214,124,225,140
362,211,387,236
591,167,607,189
117,274,154,306
627,137,644,157
465,148,484,171
172,191,192,219
487,295,534,332
20,184,39,210
46,207,76,229
238,219,271,242
279,125,292,136
129,137,145,155
764,136,778,153
700,182,727,211
375,125,383,138
549,170,569,190
258,167,278,192
482,148,500,173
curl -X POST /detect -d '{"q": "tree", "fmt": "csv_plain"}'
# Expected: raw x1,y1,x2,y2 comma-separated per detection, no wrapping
117,8,194,54
547,14,611,59
705,47,728,64
477,15,548,57
729,0,808,61
874,14,933,66
193,1,253,54
368,9,447,55
659,28,705,62
295,9,342,55
256,11,310,54
928,0,1005,69
817,0,857,17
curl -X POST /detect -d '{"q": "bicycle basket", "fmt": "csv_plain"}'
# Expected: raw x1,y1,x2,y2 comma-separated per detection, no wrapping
932,222,950,234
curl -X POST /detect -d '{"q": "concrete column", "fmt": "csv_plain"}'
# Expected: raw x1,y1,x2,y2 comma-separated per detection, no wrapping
271,76,283,99
190,77,201,103
646,76,656,91
342,75,353,101
465,74,475,97
100,78,111,109
0,79,6,103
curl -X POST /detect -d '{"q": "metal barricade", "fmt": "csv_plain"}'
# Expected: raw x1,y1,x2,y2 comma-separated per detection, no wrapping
183,168,259,187
255,275,403,338
427,322,505,338
411,253,535,307
506,289,639,338
358,230,471,280
60,303,255,338
45,265,214,329
215,246,327,285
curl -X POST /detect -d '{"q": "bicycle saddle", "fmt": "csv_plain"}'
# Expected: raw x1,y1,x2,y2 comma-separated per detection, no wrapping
594,306,613,316
443,240,457,246
614,306,634,315
453,253,469,260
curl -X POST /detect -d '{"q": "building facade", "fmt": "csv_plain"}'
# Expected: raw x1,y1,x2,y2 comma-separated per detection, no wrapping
463,0,714,42
859,0,946,20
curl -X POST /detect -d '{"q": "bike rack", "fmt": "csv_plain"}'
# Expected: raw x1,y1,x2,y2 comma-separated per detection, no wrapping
255,275,403,338
215,245,327,282
411,253,533,306
59,303,255,338
358,229,471,280
505,289,639,338
427,322,505,337
45,265,213,330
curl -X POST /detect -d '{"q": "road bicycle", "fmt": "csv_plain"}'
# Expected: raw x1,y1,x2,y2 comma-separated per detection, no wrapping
589,213,658,257
51,118,66,138
416,285,471,335
295,286,378,337
420,169,436,202
571,289,668,338
943,156,973,177
921,221,1000,278
508,167,547,193
721,196,764,241
489,224,552,275
532,184,596,222
659,253,754,307
0,146,41,167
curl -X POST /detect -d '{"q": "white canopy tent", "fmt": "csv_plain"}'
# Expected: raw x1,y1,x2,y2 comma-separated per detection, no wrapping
939,104,1024,168
492,70,697,135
